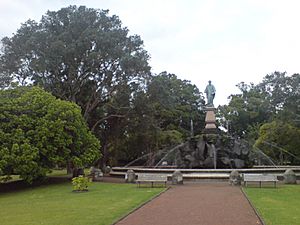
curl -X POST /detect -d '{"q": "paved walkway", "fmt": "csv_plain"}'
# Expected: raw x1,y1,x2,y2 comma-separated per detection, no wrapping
116,182,262,225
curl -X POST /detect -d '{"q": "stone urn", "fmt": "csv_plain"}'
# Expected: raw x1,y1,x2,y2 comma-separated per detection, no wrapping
229,170,241,186
172,170,183,185
125,169,136,183
283,169,297,184
90,167,103,182
104,166,111,174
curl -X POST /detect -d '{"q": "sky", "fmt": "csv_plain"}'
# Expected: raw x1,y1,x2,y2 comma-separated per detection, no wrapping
1,0,300,106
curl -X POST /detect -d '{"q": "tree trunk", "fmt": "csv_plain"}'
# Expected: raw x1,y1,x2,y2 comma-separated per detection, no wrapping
96,143,109,171
67,161,73,174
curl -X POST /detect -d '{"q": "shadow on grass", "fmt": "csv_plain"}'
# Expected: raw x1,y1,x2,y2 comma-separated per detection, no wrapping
0,176,71,194
0,175,125,194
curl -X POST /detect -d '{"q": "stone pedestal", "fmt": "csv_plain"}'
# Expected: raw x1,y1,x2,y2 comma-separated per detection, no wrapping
204,107,217,133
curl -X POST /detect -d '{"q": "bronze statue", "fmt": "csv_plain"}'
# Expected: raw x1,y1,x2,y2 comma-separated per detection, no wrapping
204,80,216,106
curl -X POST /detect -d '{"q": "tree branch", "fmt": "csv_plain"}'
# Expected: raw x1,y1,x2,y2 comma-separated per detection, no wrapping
91,114,125,132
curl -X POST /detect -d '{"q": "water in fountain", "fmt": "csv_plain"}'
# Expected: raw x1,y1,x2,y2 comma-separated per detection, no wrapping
154,143,185,168
260,141,300,165
144,134,255,169
124,133,295,169
250,147,278,167
124,152,153,167
124,146,182,168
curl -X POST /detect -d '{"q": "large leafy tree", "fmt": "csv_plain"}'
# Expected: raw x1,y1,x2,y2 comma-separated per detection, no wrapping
219,72,300,164
256,72,300,124
0,87,100,183
218,82,272,138
148,72,205,136
110,72,206,165
0,6,151,168
255,120,300,165
219,72,300,136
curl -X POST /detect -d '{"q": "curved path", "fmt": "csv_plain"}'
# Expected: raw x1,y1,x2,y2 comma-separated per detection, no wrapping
116,182,262,225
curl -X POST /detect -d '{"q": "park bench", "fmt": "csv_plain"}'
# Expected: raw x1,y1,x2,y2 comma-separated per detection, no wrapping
136,173,168,188
243,174,278,188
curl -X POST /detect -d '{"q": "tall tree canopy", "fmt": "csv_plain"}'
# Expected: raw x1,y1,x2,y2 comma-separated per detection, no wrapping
147,72,205,136
219,72,300,164
98,72,206,166
218,82,272,138
219,72,299,137
0,5,151,167
0,87,100,183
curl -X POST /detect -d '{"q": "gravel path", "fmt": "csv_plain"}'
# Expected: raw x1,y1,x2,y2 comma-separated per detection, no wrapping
116,182,262,225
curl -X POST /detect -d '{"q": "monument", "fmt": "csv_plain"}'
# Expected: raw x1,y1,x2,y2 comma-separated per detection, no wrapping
204,80,215,107
204,80,217,133
121,80,254,169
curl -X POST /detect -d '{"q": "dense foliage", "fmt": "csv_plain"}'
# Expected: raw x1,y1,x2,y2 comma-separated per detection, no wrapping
0,87,100,182
72,175,90,191
110,72,205,165
0,6,206,168
219,72,300,164
255,121,300,164
0,5,151,168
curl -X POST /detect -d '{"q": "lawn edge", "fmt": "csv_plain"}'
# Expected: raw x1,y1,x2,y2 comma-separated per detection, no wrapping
240,187,266,225
111,185,171,225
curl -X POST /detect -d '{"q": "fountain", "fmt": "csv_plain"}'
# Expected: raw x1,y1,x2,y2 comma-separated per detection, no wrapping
156,134,253,169
117,106,256,172
110,83,300,179
111,129,300,180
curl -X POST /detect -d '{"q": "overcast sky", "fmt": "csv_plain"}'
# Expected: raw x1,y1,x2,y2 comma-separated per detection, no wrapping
1,0,300,106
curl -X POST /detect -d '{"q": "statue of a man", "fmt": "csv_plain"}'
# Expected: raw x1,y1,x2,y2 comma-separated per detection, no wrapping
204,80,216,106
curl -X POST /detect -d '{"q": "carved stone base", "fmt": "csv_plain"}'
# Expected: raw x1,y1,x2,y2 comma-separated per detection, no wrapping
204,107,217,133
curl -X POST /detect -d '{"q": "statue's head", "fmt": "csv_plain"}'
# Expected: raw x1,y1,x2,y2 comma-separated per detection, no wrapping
208,80,211,84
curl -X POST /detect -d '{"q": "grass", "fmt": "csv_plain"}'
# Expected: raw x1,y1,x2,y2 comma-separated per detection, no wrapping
243,185,300,225
47,169,69,177
0,182,165,225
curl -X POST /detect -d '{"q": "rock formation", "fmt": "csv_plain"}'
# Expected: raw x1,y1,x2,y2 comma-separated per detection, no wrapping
174,134,253,169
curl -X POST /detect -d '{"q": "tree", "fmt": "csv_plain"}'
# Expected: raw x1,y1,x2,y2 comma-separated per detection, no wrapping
255,120,300,165
219,72,300,136
257,72,300,125
0,5,151,168
0,86,100,183
148,72,205,136
218,72,300,164
218,82,272,138
110,72,206,166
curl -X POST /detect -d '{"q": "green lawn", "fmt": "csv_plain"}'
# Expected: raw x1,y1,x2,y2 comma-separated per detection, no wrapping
0,182,165,225
243,185,300,225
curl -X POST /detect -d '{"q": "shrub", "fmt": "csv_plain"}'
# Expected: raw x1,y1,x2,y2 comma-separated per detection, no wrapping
72,175,90,191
